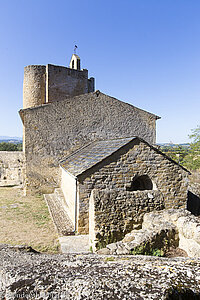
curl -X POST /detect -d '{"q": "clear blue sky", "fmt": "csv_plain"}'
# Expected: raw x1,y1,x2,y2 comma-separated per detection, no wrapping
0,0,199,143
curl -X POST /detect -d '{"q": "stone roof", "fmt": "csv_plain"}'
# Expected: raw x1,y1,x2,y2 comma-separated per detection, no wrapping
60,136,190,177
60,137,135,177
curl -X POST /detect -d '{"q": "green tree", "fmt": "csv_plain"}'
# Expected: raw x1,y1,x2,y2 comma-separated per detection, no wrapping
0,142,22,151
183,126,200,170
161,144,188,165
17,143,23,151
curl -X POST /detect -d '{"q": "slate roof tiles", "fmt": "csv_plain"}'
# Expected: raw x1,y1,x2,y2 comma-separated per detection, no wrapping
60,137,135,177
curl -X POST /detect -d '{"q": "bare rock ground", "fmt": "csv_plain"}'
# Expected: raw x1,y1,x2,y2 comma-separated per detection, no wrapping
0,244,200,299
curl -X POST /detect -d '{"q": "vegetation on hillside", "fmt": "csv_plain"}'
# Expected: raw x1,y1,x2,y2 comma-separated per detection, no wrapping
161,125,200,171
0,142,22,151
183,126,200,170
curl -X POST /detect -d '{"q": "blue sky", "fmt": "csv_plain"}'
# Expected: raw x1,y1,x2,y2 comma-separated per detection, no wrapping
0,0,199,143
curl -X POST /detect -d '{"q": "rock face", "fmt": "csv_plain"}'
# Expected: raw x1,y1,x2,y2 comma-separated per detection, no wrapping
97,209,200,257
0,244,200,299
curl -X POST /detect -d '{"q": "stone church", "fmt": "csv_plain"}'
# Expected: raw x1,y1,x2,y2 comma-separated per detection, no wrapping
19,54,189,250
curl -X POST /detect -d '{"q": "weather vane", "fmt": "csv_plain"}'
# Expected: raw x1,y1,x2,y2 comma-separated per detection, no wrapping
74,45,78,54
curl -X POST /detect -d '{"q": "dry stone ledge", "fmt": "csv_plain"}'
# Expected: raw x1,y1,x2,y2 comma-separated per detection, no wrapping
97,209,200,257
98,222,178,255
0,244,200,299
143,209,200,257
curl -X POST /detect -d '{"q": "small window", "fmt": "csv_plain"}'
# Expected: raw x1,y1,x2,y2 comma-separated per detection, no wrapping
127,175,153,191
77,59,80,70
72,60,74,69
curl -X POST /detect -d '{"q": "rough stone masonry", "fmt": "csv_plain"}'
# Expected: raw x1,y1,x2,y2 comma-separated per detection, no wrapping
76,138,189,235
0,151,24,187
20,92,158,191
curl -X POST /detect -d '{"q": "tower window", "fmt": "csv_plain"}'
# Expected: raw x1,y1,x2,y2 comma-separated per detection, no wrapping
127,175,153,191
72,60,74,69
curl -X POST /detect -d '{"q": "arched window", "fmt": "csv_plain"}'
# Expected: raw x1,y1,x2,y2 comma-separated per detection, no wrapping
72,60,74,69
127,175,153,191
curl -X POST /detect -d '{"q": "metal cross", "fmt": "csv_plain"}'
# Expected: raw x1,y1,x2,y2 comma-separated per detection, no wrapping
74,45,78,54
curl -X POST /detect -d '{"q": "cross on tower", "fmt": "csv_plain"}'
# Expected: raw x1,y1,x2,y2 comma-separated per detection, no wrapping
74,45,78,54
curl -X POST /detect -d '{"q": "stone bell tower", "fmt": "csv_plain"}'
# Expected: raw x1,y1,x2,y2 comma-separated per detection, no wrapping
70,54,81,70
22,54,95,110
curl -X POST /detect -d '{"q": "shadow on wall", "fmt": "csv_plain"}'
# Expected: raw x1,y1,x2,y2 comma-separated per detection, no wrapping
187,191,200,216
165,287,200,299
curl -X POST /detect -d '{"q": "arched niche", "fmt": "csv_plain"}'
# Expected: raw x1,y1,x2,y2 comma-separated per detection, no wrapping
126,175,154,191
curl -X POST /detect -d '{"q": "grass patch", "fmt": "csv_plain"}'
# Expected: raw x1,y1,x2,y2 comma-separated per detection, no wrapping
130,245,164,257
129,237,171,257
0,187,60,253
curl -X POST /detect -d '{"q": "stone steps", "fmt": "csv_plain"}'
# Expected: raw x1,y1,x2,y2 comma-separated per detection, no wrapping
44,190,74,237
59,235,90,253
54,188,70,214
44,188,90,253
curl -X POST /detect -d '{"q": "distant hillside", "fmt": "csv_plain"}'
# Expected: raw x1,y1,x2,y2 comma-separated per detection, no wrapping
157,143,190,148
0,138,190,147
0,136,22,144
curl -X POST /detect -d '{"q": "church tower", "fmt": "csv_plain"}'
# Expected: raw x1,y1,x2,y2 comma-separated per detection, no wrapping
22,54,95,110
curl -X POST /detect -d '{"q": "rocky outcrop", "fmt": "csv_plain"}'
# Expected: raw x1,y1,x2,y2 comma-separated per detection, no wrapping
97,209,200,257
0,244,200,299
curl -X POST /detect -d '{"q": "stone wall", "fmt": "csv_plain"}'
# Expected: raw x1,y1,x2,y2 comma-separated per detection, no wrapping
0,152,24,186
23,64,94,110
20,92,157,191
187,171,200,216
88,77,95,93
96,209,200,257
46,64,93,103
189,171,200,197
89,189,165,250
77,139,188,234
60,167,76,226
